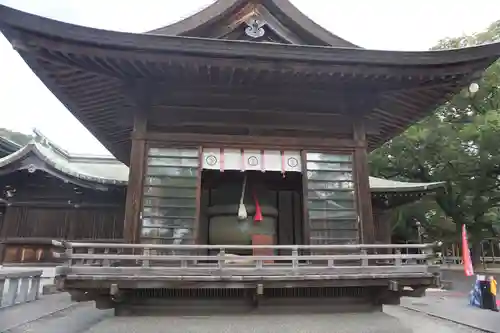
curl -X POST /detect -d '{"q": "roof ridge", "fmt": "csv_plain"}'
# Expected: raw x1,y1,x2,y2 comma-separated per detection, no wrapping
31,128,118,161
147,0,360,47
0,140,128,186
32,128,71,158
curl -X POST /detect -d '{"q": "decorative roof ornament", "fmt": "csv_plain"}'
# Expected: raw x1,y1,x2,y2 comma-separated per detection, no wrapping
245,18,265,38
27,164,37,173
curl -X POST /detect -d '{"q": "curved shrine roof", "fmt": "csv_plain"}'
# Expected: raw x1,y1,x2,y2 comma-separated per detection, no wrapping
0,136,21,158
0,4,499,163
368,177,444,193
0,131,128,187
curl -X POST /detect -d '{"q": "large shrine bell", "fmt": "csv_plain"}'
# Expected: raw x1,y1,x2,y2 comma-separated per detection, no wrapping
203,149,302,254
208,204,278,245
207,172,278,254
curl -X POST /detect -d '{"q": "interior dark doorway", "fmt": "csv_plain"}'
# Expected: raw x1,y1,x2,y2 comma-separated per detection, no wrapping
199,170,304,255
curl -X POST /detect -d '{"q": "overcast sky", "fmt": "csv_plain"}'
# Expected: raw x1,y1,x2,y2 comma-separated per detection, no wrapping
0,0,498,156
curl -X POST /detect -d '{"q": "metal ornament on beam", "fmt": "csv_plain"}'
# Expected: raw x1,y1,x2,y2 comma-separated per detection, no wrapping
202,148,301,173
245,18,266,39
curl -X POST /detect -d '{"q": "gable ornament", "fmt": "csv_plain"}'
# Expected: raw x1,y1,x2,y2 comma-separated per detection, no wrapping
245,18,265,38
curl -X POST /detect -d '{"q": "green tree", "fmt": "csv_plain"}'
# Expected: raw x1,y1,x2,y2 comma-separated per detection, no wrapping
370,20,500,265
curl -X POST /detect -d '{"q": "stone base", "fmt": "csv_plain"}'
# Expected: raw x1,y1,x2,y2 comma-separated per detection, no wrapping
42,284,60,295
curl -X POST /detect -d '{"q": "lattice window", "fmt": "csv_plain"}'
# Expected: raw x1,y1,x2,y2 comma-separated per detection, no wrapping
140,148,199,244
305,152,358,245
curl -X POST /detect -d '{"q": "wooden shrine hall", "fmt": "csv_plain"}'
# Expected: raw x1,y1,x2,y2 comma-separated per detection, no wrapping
0,0,499,312
0,130,444,266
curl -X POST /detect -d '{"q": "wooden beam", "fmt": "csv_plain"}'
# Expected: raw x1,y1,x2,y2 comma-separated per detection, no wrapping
353,120,375,245
3,201,122,209
149,107,380,134
138,132,362,150
151,104,347,118
123,113,147,243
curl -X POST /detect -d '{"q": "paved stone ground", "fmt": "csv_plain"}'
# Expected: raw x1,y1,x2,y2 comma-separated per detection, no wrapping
0,293,76,332
85,312,415,333
3,302,112,333
384,306,481,333
402,291,500,333
0,293,485,333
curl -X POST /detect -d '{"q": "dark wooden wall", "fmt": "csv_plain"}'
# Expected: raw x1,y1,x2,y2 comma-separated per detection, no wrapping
2,206,124,240
372,207,392,245
0,171,125,264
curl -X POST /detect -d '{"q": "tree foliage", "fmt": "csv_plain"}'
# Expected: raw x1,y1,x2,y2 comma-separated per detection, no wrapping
370,21,500,247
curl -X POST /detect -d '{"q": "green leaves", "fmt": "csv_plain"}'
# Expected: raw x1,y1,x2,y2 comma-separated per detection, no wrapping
370,20,500,241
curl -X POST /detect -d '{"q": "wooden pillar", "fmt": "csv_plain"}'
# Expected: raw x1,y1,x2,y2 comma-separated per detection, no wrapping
353,121,375,244
0,206,6,264
123,114,147,243
300,151,311,245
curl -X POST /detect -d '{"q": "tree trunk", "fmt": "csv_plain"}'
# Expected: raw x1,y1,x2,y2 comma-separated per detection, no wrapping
471,241,483,269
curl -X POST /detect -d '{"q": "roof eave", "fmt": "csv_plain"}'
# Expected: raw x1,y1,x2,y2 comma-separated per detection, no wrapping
369,177,446,193
0,142,127,186
1,5,500,67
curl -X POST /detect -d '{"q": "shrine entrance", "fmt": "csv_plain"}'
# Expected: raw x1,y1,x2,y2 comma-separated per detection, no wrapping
199,149,305,256
200,170,304,253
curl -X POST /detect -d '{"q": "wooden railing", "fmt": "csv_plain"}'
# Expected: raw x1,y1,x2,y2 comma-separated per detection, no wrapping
0,269,42,308
52,241,440,282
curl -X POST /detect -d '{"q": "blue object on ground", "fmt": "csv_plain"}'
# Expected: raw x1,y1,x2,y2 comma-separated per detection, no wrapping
469,278,482,308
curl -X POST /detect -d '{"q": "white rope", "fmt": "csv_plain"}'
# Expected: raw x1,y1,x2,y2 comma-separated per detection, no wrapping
238,173,248,220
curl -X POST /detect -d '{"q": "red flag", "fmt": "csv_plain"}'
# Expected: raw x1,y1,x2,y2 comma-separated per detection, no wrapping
461,224,474,276
253,191,263,222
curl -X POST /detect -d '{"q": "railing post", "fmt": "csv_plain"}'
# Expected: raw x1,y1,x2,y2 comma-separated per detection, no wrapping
256,258,263,269
218,248,225,270
103,248,110,267
64,244,73,267
292,247,299,272
142,247,150,267
361,249,368,266
27,275,40,302
328,258,335,267
181,257,188,269
16,277,30,304
395,249,402,266
87,248,95,266
5,277,19,307
0,277,5,307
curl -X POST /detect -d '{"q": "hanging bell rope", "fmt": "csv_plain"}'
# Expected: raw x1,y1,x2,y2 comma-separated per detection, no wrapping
238,173,248,220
